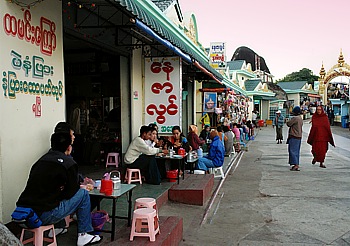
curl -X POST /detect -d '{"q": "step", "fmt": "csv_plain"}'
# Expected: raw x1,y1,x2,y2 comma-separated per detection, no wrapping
113,216,183,245
168,174,214,206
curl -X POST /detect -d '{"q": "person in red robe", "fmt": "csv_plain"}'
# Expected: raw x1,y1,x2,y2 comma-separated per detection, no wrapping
307,106,335,168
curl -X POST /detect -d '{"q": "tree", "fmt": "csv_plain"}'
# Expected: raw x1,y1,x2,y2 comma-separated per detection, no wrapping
277,68,319,86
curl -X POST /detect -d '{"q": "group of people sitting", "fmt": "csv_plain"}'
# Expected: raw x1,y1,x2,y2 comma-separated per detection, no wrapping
123,122,254,185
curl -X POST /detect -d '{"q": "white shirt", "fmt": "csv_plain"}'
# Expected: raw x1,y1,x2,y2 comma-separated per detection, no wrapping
124,136,160,164
252,112,257,121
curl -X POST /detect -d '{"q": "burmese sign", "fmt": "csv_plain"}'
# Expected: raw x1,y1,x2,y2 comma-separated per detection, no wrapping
209,42,226,70
0,1,65,222
144,57,182,134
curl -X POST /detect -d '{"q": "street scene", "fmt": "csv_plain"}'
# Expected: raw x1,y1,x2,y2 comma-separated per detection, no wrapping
1,0,350,246
167,123,350,245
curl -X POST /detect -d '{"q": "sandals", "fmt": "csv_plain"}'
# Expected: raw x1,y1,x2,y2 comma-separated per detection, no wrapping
77,233,103,246
48,228,67,238
290,166,300,171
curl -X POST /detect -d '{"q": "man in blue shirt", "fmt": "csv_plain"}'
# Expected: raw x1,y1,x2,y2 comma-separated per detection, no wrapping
196,130,225,172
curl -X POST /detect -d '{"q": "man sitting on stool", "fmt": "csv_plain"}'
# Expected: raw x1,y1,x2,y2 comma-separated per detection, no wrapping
16,132,102,246
196,130,225,172
124,125,168,185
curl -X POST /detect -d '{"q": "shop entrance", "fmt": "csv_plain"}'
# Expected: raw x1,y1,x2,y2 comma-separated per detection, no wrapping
63,35,123,166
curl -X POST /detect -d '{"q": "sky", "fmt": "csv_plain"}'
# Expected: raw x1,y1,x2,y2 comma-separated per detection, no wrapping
179,0,350,81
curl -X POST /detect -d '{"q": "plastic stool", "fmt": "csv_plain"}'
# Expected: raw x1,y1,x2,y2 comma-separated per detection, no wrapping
135,198,158,218
211,166,224,179
106,152,120,168
20,224,57,246
125,168,142,184
130,208,160,242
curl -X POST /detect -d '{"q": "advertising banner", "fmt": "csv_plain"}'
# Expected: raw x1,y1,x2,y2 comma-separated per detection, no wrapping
144,57,182,134
209,42,226,70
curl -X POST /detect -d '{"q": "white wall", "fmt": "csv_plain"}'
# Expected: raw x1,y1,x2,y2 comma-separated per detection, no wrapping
131,48,144,139
288,94,300,106
0,1,65,222
120,56,131,153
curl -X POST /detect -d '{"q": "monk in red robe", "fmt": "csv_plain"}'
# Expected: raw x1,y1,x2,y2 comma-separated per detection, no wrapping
307,106,335,168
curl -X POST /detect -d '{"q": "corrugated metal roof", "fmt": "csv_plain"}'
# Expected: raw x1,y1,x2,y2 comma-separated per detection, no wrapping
227,60,244,70
151,0,175,12
277,81,307,90
116,0,224,82
245,80,260,91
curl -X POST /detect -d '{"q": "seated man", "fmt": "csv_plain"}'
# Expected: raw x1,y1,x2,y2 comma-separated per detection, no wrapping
196,130,225,172
16,132,102,246
124,125,168,185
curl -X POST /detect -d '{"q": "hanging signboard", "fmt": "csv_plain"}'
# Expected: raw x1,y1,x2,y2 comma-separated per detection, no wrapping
209,42,226,70
144,57,182,134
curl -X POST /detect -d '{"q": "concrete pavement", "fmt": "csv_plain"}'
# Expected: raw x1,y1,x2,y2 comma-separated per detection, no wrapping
159,122,350,245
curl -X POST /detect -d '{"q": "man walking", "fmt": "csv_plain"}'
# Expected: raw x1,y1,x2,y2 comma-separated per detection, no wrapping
273,110,285,144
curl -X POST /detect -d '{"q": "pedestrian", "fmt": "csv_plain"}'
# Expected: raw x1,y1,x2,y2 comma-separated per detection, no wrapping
328,109,335,126
286,106,303,171
272,110,285,144
252,111,258,128
307,105,335,168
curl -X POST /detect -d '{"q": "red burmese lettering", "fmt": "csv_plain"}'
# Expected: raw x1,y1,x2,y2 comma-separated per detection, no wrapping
156,115,166,124
151,82,173,94
167,103,178,115
146,104,157,115
2,10,56,56
151,82,162,94
150,62,162,74
163,82,173,93
162,62,174,81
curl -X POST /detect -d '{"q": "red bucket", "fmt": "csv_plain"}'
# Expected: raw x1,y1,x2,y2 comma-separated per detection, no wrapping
166,170,178,182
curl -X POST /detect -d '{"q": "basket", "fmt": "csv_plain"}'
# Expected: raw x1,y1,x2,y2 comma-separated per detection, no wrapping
91,210,109,234
166,170,178,182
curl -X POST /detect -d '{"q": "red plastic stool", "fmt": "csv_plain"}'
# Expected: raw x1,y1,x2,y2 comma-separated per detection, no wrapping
130,208,160,242
20,224,57,246
125,168,142,184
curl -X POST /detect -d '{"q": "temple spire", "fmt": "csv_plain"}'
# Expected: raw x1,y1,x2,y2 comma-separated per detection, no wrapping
338,49,345,67
319,62,325,79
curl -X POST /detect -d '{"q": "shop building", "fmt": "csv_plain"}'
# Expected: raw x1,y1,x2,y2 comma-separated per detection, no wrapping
0,0,246,222
277,81,319,120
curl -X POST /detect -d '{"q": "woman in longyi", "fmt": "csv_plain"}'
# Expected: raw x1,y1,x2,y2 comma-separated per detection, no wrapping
307,106,335,168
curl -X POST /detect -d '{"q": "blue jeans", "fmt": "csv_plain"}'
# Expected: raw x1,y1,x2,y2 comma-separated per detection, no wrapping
40,189,93,233
196,157,217,171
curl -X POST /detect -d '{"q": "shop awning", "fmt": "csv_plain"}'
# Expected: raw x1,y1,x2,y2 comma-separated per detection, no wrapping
308,93,321,98
116,0,225,82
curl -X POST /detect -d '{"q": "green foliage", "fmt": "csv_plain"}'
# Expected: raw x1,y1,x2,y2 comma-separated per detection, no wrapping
277,68,319,85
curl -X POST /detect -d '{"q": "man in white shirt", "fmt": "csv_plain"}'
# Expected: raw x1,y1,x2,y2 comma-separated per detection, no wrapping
124,126,168,185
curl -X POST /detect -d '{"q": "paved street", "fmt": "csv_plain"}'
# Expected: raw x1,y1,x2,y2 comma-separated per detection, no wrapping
160,122,350,246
